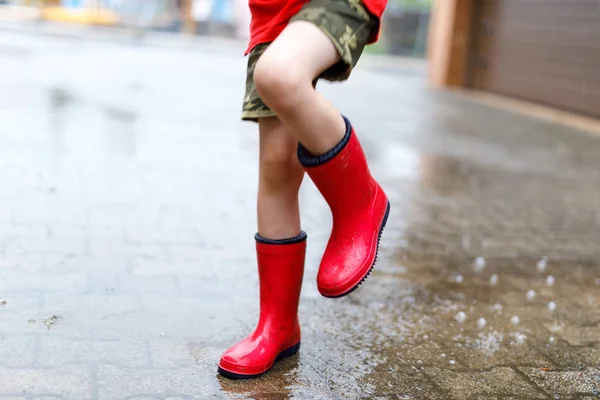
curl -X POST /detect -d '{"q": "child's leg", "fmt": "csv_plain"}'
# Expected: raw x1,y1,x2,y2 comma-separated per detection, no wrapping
252,0,390,298
218,45,307,380
257,116,304,239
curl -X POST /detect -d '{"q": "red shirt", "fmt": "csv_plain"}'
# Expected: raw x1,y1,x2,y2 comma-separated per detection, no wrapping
245,0,387,55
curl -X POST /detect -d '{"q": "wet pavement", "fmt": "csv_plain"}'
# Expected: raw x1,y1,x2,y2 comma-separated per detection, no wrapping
1,25,600,399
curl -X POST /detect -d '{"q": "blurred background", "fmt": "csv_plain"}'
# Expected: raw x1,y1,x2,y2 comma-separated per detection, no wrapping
0,0,432,55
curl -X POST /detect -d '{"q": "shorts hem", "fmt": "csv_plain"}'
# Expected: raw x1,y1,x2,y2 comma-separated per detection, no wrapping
241,110,277,122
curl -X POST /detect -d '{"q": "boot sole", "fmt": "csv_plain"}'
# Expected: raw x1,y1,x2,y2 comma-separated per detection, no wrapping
322,200,391,298
217,341,301,380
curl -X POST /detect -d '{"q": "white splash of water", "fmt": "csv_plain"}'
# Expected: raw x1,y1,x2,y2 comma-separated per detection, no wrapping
473,330,504,355
455,311,467,323
510,331,527,345
548,301,557,312
474,257,486,272
526,289,536,301
537,257,548,273
490,274,498,285
477,318,487,329
511,316,520,326
546,276,555,286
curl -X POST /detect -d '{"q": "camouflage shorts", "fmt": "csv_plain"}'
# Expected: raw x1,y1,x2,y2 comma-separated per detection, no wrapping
241,0,379,121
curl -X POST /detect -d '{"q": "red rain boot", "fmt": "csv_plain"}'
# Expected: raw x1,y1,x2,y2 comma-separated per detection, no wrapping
218,232,307,379
298,116,390,298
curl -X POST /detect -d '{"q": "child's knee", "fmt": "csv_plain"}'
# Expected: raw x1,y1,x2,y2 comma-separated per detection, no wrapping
260,147,302,187
259,142,304,191
254,51,309,108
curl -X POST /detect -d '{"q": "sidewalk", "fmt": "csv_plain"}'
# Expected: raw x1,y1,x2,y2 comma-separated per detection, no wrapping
0,25,599,400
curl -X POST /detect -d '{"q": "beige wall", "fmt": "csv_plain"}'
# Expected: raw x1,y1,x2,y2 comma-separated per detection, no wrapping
427,0,474,88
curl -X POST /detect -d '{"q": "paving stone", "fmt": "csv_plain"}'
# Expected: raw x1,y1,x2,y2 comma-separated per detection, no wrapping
97,365,218,398
519,367,600,398
37,336,152,368
546,323,600,347
0,365,92,398
0,335,37,367
423,367,548,399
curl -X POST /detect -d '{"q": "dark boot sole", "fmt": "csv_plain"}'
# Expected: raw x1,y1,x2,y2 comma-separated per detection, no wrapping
322,200,391,299
217,341,301,380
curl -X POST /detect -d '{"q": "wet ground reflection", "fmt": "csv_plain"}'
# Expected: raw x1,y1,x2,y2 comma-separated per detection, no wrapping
0,30,598,399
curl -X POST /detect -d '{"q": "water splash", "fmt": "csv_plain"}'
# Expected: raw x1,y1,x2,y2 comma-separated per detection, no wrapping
510,316,520,326
477,318,487,329
474,257,486,272
546,276,555,286
547,301,557,312
536,257,548,273
491,303,503,313
490,274,498,285
455,311,467,323
526,289,536,301
510,331,527,345
472,330,503,355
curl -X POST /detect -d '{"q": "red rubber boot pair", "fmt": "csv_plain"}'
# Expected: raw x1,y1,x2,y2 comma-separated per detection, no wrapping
218,117,389,379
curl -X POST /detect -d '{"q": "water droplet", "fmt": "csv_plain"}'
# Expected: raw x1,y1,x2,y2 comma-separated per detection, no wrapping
549,336,555,343
449,360,456,365
511,316,520,326
474,257,486,272
455,311,467,323
548,301,557,312
453,274,464,283
491,303,503,313
511,331,527,345
490,274,498,285
441,353,447,358
546,276,555,286
526,289,536,301
537,257,548,273
477,318,487,329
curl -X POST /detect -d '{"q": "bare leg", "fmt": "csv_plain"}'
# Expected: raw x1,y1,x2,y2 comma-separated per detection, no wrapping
252,20,390,299
218,116,307,379
253,21,346,156
257,116,305,239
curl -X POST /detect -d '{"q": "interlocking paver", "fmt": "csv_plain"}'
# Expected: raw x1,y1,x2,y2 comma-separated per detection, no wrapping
519,368,600,399
0,365,92,399
97,365,218,399
423,367,548,399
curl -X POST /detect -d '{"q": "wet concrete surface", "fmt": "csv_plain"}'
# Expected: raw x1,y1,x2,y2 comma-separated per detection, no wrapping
0,27,599,399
